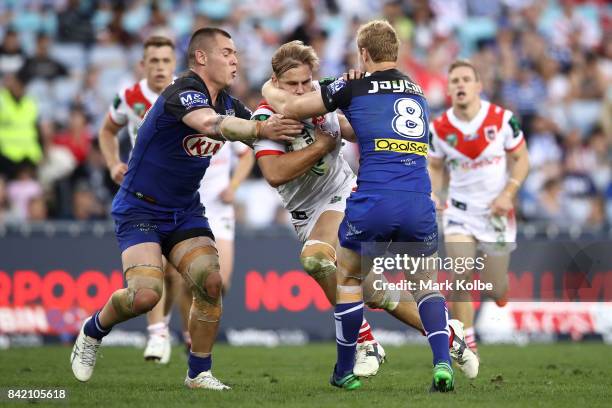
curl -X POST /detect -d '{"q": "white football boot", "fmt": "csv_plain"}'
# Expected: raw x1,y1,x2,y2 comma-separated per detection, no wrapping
184,371,231,390
448,319,479,379
353,340,386,377
70,317,101,382
144,333,171,364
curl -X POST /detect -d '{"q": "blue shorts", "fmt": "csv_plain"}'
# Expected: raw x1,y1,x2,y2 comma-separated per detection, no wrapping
338,190,438,257
112,189,214,257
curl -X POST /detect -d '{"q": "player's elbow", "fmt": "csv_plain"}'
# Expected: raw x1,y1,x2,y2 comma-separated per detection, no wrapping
266,174,287,188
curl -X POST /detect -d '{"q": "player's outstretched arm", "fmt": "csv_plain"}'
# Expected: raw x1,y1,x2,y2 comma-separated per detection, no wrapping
98,115,127,185
182,108,302,143
262,80,328,120
258,127,336,187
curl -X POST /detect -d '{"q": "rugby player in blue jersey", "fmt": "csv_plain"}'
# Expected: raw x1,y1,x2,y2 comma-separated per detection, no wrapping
262,20,458,392
70,27,303,390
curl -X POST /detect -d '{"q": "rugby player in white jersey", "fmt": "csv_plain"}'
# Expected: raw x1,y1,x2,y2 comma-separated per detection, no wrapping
428,60,529,354
98,35,177,364
254,41,478,378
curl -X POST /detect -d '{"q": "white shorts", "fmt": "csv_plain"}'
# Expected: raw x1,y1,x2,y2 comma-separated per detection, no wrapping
291,181,354,243
442,204,517,254
205,201,235,242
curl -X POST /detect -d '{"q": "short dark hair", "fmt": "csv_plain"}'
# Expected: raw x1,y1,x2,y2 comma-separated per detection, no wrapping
187,28,231,67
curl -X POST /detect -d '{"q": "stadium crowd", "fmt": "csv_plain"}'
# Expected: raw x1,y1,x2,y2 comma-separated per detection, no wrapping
0,0,609,233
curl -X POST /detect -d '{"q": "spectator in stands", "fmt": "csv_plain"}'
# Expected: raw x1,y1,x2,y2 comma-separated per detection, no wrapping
53,105,92,167
71,184,105,221
6,162,43,222
71,141,116,212
0,72,42,180
0,175,8,225
18,32,69,82
56,0,95,46
27,195,48,222
0,28,25,77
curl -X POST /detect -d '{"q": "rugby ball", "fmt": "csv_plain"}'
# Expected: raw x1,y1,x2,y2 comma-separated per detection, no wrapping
287,119,334,177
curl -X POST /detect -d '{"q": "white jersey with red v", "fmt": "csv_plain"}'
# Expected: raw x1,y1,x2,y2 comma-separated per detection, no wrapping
429,100,525,212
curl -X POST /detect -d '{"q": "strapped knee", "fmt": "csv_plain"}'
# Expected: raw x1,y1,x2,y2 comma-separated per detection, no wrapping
190,294,222,323
111,265,163,318
363,273,400,311
300,240,337,280
178,246,222,304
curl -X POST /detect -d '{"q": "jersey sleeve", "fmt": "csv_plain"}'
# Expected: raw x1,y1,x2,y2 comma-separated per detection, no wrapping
502,110,525,152
320,77,352,112
108,90,128,126
428,125,445,159
251,105,286,159
231,97,253,120
165,79,212,121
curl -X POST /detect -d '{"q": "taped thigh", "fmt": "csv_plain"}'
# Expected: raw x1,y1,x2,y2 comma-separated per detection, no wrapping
177,246,221,304
300,240,337,280
112,265,163,318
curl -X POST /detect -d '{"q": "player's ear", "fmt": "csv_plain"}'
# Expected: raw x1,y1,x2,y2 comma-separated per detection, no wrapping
271,73,279,87
195,49,207,66
360,48,369,64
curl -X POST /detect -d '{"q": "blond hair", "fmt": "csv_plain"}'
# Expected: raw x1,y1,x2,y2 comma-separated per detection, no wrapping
448,59,480,81
271,40,319,78
356,20,399,63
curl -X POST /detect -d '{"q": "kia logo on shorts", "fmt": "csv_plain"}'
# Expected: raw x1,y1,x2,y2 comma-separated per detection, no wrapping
182,134,224,158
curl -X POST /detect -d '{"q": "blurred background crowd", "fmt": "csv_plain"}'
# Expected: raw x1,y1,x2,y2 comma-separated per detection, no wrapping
0,0,609,234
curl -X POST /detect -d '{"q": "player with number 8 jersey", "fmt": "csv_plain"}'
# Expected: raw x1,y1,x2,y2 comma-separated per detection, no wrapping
262,20,465,393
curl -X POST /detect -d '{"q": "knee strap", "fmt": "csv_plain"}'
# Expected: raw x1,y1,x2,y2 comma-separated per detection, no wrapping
363,273,400,311
112,265,163,318
190,295,222,323
177,246,221,305
301,240,337,280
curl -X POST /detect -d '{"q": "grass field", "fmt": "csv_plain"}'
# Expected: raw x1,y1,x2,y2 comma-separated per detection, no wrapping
0,343,610,407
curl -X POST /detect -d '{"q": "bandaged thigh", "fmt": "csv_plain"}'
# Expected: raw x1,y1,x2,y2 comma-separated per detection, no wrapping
111,265,163,318
300,240,337,280
178,246,222,323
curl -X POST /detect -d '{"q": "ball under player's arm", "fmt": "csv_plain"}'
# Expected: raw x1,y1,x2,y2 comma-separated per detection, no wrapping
98,114,128,185
182,107,302,143
254,118,336,187
261,80,329,120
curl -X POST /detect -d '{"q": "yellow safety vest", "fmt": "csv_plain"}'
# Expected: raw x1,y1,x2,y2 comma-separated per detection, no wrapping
0,88,41,163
